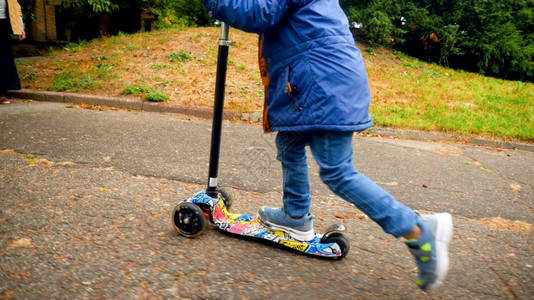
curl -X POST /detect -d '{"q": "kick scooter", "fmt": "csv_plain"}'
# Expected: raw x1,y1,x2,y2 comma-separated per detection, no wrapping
171,23,350,259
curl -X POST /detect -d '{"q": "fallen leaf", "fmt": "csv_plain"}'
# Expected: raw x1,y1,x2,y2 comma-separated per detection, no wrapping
8,238,32,249
507,279,518,286
476,217,533,232
335,214,345,220
376,181,398,186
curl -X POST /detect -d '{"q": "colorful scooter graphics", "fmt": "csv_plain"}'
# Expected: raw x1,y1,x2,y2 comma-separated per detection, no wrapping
173,190,350,258
171,23,350,259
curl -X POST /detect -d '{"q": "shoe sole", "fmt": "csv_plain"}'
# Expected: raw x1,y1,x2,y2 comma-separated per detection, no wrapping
260,218,315,242
426,213,453,292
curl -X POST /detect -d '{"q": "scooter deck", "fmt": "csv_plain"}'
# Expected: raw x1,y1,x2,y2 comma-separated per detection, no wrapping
186,191,348,258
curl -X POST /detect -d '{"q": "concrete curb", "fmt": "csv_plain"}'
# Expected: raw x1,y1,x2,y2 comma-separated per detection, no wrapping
368,128,534,152
7,89,533,152
7,89,239,121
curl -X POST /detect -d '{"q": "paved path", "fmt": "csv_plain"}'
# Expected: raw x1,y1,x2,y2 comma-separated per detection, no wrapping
1,100,532,299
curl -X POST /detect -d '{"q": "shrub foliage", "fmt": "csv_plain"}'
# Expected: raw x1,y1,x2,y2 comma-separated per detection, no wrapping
342,0,534,81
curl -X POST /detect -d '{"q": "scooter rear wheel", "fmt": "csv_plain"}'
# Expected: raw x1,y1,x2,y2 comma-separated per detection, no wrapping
172,202,205,238
218,188,232,210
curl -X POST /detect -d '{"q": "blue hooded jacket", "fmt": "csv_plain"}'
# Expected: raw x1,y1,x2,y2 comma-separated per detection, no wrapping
202,0,373,132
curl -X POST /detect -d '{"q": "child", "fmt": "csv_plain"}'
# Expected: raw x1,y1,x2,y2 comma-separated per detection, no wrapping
201,0,453,292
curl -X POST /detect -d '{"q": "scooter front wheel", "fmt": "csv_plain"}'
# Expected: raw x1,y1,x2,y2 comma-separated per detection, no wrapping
322,232,350,259
172,202,205,238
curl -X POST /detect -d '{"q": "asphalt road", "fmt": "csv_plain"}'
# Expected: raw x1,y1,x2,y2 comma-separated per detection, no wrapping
1,100,532,299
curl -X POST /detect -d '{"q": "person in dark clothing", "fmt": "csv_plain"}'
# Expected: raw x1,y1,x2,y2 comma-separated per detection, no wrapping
0,0,25,104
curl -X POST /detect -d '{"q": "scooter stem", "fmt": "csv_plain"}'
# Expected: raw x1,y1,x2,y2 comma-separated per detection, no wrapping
207,22,231,198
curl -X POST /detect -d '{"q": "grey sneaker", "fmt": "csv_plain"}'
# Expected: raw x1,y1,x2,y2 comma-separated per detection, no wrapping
406,213,453,292
258,206,315,241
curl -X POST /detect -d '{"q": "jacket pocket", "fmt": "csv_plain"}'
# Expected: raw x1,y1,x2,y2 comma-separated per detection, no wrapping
284,65,302,111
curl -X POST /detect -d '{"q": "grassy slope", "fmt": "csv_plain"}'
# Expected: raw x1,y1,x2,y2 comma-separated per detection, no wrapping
17,27,534,142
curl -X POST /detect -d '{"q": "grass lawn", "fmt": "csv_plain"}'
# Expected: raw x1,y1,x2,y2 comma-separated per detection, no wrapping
16,26,534,142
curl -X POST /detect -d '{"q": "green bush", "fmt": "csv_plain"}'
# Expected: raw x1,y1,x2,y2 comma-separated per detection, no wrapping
123,84,153,95
64,40,90,52
151,63,171,70
145,91,169,102
145,0,211,29
169,50,194,63
50,70,97,91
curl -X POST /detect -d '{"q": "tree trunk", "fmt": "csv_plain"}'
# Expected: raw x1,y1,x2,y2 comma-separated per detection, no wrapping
99,12,111,37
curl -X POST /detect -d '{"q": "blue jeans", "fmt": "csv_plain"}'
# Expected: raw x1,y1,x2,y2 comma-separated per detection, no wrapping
276,131,416,238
